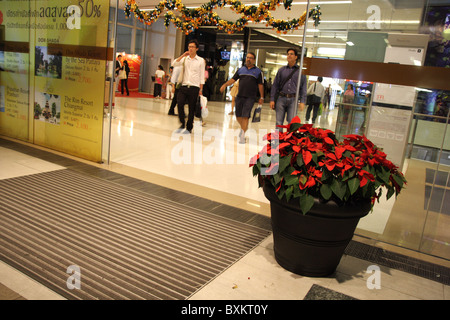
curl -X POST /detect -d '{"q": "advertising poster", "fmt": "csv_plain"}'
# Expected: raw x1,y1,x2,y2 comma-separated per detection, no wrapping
0,0,31,141
118,53,141,92
1,0,110,162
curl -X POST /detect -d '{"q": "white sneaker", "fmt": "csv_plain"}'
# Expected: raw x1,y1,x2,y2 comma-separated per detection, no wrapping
239,130,245,144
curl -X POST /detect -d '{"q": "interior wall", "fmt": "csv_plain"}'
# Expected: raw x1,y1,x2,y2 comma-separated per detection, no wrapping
143,20,177,94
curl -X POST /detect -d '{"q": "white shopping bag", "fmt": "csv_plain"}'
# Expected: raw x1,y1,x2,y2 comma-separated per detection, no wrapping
200,95,208,118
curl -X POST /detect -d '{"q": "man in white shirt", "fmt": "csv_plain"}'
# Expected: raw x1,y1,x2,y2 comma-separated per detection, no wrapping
306,76,325,124
172,39,205,134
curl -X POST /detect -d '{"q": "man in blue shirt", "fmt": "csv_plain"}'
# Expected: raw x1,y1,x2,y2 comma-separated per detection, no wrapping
270,48,307,130
220,52,264,143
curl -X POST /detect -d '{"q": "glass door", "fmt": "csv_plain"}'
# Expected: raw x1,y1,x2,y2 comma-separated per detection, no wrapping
416,90,450,259
335,80,373,140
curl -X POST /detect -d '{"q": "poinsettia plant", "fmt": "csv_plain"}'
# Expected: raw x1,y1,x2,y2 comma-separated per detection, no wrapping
250,116,407,214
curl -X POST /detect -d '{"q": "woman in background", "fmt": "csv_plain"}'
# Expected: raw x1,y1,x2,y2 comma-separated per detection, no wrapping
154,65,165,99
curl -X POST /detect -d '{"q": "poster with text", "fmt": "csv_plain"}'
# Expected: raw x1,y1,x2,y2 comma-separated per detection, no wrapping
0,0,32,141
0,0,110,161
367,106,412,170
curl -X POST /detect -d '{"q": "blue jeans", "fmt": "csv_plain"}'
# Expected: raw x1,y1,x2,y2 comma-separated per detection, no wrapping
275,96,297,129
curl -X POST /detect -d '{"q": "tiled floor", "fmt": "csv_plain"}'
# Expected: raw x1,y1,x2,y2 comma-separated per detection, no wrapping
0,95,449,300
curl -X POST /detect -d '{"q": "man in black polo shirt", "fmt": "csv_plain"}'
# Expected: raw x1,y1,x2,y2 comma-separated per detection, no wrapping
220,52,264,144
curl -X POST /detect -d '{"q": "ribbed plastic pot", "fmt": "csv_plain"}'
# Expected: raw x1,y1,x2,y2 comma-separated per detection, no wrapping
263,183,372,277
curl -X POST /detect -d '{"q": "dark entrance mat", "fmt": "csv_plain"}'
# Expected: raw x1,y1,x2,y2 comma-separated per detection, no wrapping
0,169,270,300
303,284,357,300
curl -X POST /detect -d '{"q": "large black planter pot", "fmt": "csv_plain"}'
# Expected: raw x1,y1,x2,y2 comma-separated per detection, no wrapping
263,183,372,277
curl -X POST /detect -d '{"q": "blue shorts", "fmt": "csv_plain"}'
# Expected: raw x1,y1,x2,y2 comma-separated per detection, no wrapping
235,96,255,118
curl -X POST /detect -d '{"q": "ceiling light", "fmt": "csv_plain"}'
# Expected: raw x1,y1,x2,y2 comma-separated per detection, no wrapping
346,41,354,46
302,42,346,46
317,47,346,56
319,20,420,24
292,1,352,4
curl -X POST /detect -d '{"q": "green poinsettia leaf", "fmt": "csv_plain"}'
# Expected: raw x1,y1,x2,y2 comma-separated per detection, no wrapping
285,186,293,201
386,186,395,200
348,177,360,195
279,154,292,173
296,154,304,167
331,179,346,200
378,167,391,185
289,122,302,132
277,187,285,200
293,184,301,197
285,174,299,186
393,174,405,188
273,173,281,185
320,183,332,200
321,169,331,181
299,193,315,214
311,152,318,164
252,164,259,177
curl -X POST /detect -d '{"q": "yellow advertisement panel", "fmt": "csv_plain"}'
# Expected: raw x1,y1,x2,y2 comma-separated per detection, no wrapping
1,0,110,162
0,1,31,141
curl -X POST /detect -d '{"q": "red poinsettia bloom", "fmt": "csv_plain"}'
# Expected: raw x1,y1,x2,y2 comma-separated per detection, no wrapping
357,169,375,187
292,137,322,165
298,174,316,190
251,117,407,215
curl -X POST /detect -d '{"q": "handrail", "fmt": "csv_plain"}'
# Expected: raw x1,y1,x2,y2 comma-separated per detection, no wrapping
334,102,370,109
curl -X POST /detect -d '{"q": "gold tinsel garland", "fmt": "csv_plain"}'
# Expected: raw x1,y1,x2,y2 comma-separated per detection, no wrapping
124,0,321,35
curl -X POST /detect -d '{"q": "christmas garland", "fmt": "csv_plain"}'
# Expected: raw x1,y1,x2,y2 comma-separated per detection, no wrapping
124,0,321,35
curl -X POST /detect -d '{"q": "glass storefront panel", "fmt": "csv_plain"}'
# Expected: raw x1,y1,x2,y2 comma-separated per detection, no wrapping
411,89,449,258
420,131,450,260
116,26,132,54
135,29,144,57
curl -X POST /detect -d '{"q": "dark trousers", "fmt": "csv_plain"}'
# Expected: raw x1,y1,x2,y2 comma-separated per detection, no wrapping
154,83,162,97
177,85,200,132
168,86,179,114
306,102,320,123
121,79,129,95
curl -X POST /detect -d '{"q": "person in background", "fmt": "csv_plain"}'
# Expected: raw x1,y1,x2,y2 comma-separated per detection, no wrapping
121,59,130,96
115,54,124,93
154,65,165,99
168,65,182,116
166,66,174,100
270,48,307,130
172,39,205,134
323,84,331,109
341,83,354,124
343,83,355,104
305,76,325,124
220,52,264,144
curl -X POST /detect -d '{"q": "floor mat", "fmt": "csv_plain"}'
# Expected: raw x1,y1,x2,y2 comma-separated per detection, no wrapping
0,169,270,300
303,284,357,300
